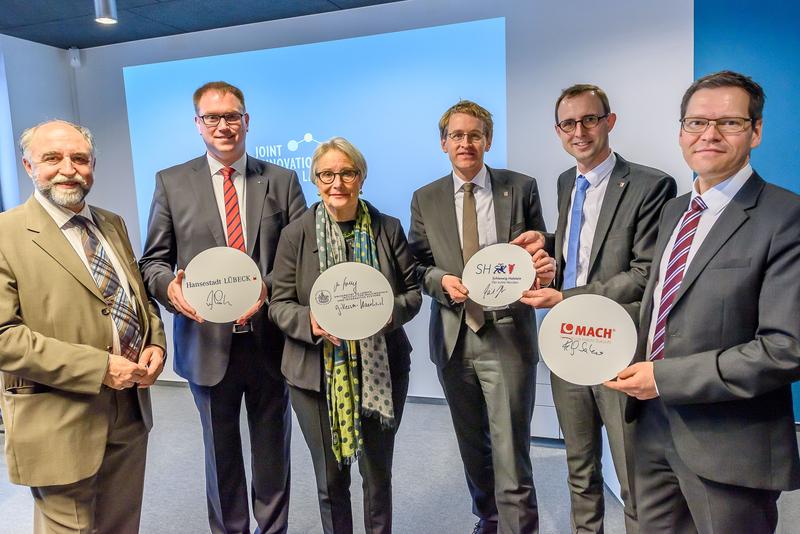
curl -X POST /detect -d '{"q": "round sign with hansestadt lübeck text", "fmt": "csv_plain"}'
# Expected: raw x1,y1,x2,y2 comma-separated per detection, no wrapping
462,243,536,307
182,247,262,323
538,294,637,386
310,262,394,341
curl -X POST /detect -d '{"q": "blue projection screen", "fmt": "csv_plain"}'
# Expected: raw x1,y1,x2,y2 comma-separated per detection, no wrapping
123,18,507,244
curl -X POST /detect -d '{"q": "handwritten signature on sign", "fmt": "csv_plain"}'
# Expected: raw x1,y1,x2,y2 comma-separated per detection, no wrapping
560,336,605,357
206,290,232,310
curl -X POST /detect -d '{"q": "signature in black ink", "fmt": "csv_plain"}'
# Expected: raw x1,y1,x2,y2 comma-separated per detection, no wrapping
561,337,605,357
333,276,359,294
483,283,506,300
206,290,232,309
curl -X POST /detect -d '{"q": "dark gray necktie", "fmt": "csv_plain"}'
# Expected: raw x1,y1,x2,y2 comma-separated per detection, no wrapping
461,183,485,332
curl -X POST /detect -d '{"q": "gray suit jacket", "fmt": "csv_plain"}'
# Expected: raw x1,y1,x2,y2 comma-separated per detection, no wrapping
554,154,676,308
409,167,547,367
268,201,422,392
139,155,307,386
628,172,800,491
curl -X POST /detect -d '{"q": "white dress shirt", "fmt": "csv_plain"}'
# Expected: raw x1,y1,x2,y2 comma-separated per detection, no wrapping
645,163,753,358
208,152,248,250
34,190,133,355
561,152,616,287
452,164,498,250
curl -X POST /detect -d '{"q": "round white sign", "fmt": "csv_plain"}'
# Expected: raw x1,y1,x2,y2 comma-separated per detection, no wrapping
538,294,637,386
462,243,536,307
182,247,262,323
310,262,394,340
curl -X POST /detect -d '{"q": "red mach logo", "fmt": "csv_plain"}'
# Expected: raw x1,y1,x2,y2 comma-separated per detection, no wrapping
560,323,613,339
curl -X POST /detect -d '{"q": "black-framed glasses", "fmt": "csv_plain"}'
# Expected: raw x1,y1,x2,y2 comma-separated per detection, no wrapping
315,169,360,184
556,114,609,133
680,116,753,134
447,131,486,143
198,113,244,127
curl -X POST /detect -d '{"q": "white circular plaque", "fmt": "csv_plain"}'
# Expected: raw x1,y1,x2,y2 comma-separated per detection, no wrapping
182,247,262,323
310,262,394,340
538,294,637,386
462,243,536,307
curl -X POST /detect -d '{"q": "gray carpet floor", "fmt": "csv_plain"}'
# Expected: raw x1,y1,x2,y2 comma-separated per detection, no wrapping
1,384,798,533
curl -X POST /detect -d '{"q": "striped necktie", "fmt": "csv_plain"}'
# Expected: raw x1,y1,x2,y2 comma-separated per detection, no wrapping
649,197,708,361
222,166,246,252
71,216,142,362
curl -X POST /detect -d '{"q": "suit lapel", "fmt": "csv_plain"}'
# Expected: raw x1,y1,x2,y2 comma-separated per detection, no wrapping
190,157,226,247
25,198,104,302
244,156,268,256
554,171,574,275
588,157,630,275
490,168,512,242
670,174,761,308
637,197,686,350
435,175,464,269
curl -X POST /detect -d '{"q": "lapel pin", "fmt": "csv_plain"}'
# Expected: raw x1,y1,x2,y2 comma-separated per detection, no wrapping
618,181,625,188
503,191,509,197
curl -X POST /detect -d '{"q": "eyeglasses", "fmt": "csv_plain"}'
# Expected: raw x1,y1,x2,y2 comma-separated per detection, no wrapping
316,169,360,184
447,131,486,144
556,114,609,133
680,117,753,134
198,113,244,127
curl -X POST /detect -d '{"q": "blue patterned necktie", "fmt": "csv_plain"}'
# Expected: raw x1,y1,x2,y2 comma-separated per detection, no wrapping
562,175,591,290
71,216,142,362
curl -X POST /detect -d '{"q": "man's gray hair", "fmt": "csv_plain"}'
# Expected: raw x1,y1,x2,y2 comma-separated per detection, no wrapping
18,120,96,160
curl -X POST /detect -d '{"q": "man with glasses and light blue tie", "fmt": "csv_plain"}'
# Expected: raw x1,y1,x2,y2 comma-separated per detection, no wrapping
140,81,306,534
521,84,675,534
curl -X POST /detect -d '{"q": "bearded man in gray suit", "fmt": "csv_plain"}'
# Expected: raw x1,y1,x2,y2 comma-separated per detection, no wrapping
409,100,555,534
606,71,800,533
521,84,676,533
139,81,306,534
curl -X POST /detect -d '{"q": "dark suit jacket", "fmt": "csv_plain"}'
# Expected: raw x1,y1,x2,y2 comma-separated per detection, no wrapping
268,201,422,392
553,154,676,308
408,167,547,368
0,197,166,486
629,172,800,491
139,155,307,386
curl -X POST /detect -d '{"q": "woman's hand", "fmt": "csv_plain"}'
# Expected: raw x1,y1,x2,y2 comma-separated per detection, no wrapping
310,310,341,346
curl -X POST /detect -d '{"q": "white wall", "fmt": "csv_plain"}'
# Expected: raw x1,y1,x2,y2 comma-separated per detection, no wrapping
1,0,694,404
0,34,76,205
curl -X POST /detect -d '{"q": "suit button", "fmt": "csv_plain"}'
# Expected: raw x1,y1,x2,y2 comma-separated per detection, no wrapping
106,345,113,351
102,308,111,315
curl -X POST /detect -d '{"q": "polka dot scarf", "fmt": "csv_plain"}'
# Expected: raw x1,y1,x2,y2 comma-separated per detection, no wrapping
315,200,394,466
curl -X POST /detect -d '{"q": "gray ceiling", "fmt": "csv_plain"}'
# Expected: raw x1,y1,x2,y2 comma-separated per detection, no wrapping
0,0,405,50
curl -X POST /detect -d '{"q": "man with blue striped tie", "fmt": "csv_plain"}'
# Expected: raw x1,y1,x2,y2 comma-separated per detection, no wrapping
520,84,675,534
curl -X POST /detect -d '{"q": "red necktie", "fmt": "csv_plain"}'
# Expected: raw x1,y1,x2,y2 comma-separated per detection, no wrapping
222,167,245,252
649,197,708,361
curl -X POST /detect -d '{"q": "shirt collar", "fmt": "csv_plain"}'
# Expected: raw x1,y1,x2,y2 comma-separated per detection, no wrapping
576,151,616,188
207,152,248,178
452,164,490,194
34,189,94,229
691,163,753,216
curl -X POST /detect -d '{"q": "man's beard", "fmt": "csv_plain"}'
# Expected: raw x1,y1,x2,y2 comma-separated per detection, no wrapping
38,174,91,209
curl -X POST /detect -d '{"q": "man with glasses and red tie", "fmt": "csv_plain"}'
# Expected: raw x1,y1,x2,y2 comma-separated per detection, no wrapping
606,71,800,533
140,81,306,534
520,84,675,534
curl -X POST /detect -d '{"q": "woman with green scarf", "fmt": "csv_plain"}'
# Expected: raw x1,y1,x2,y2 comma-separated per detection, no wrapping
269,137,422,534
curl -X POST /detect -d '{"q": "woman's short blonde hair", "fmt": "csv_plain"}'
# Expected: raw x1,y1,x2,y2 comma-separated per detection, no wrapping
310,137,368,185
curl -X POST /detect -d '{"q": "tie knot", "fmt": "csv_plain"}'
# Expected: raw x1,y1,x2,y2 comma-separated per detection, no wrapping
690,196,708,213
70,215,92,230
221,167,235,180
462,182,475,194
576,175,590,192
